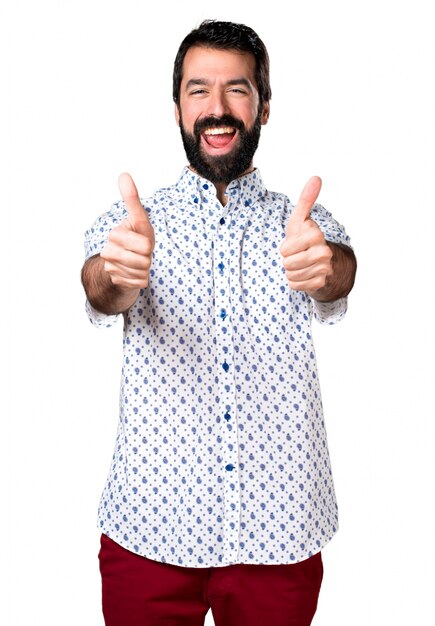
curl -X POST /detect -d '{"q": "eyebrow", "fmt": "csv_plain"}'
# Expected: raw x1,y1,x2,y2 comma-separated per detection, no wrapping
185,78,253,91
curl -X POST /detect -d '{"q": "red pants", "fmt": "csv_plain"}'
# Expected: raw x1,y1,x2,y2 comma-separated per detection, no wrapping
99,534,323,626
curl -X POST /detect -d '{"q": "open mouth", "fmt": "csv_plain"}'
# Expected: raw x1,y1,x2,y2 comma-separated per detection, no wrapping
202,126,237,149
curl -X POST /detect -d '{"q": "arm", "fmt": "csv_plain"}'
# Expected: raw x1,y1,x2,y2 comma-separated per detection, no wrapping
81,173,155,315
81,254,141,315
307,242,356,303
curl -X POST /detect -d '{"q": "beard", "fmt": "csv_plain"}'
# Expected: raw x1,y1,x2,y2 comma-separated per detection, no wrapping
178,111,262,185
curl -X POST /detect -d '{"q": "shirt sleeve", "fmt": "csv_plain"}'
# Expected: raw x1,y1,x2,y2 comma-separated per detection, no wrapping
311,296,348,325
310,202,352,249
309,203,352,325
83,201,127,327
85,299,119,328
83,200,126,260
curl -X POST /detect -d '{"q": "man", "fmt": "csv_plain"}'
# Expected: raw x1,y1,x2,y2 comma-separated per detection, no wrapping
82,19,356,626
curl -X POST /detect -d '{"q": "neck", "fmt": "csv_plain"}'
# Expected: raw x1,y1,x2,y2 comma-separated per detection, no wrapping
188,165,256,206
215,182,229,206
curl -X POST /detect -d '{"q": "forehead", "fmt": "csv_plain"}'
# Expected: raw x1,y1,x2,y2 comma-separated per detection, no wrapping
181,45,257,85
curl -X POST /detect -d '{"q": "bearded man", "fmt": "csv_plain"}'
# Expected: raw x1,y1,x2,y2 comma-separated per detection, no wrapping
82,19,356,626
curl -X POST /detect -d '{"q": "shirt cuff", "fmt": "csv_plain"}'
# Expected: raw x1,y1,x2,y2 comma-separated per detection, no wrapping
85,300,119,328
312,296,348,325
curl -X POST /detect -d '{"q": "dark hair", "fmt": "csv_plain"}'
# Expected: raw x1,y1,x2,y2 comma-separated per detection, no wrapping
173,20,271,108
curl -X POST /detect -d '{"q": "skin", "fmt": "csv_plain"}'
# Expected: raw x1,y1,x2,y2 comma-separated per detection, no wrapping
280,176,356,300
82,173,154,315
175,46,269,204
81,46,356,314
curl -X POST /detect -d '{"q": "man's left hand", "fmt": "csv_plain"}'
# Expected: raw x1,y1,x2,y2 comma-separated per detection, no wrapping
280,176,333,296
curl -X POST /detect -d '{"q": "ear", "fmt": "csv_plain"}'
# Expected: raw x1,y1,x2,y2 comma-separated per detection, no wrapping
174,102,180,127
260,101,270,125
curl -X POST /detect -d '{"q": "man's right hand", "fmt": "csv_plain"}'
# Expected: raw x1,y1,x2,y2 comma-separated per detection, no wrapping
100,173,155,289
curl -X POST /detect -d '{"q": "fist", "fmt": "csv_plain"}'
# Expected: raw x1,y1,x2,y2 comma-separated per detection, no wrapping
101,173,155,289
280,176,333,295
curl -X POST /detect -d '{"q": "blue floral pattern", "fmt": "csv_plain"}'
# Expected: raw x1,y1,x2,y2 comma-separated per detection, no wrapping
84,167,351,567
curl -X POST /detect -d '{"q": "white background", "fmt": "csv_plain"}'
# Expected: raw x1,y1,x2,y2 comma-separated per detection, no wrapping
3,0,435,624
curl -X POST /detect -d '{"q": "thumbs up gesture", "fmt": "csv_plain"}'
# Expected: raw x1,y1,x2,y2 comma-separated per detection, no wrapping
280,176,333,296
100,173,155,289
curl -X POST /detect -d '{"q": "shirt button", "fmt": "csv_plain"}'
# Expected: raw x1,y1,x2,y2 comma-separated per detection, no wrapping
218,261,225,273
220,309,227,320
224,412,231,421
222,361,229,372
220,217,225,225
225,464,235,471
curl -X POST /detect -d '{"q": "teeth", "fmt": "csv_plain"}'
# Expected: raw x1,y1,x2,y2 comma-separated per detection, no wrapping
204,127,235,135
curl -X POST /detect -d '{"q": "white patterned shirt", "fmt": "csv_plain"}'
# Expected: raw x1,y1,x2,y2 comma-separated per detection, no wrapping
84,166,351,567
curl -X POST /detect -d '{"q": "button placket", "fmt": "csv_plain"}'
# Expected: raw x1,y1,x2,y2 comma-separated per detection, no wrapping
214,201,241,564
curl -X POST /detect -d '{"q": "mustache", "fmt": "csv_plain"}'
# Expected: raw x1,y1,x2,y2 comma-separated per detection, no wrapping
193,114,245,136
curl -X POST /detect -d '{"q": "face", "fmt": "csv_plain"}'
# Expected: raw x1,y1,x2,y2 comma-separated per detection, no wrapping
175,46,269,184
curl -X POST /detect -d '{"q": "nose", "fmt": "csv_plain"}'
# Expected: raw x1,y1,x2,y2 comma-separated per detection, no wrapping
206,90,230,118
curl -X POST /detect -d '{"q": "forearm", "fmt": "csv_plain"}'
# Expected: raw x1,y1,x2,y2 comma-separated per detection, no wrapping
307,243,357,303
81,254,140,315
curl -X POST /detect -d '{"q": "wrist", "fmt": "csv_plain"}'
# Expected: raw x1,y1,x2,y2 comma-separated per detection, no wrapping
308,243,356,302
82,254,141,315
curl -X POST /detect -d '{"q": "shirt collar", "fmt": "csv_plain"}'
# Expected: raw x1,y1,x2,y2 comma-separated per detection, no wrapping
175,166,267,209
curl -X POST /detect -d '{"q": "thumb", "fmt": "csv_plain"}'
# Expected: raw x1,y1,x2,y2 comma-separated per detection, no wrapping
118,172,154,240
287,176,322,232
